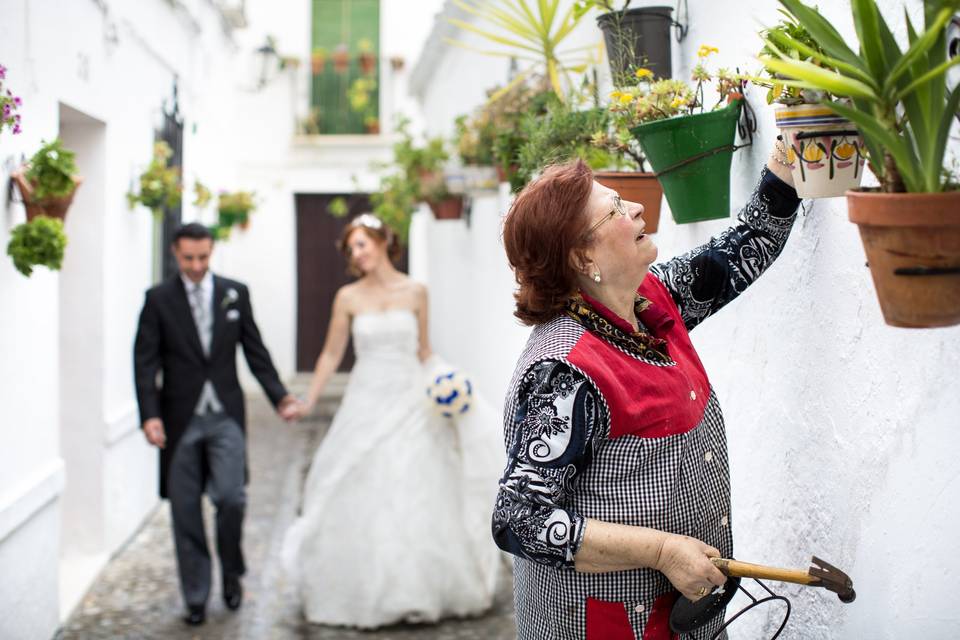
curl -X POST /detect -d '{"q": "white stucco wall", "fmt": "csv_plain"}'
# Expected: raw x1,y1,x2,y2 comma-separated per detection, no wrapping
410,1,960,637
0,0,249,630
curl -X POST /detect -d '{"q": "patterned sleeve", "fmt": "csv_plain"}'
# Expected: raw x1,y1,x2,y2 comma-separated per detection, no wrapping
492,359,605,568
650,167,801,331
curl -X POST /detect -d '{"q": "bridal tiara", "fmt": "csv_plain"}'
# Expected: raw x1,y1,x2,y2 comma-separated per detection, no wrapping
350,213,384,230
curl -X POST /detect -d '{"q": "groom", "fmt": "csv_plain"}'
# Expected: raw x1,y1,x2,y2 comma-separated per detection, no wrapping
133,223,300,625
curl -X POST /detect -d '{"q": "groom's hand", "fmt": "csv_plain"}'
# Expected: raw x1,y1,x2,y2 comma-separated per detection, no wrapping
143,418,166,449
278,395,303,422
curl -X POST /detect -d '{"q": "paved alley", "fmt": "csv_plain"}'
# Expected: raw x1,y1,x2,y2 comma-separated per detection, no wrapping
56,380,516,640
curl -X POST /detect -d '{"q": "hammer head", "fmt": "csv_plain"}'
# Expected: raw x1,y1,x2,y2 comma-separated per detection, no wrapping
809,556,856,603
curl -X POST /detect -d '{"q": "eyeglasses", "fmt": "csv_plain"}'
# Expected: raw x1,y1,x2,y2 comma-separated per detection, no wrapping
586,195,628,235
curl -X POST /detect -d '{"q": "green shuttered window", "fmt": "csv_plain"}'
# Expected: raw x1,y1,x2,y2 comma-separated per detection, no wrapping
310,0,380,135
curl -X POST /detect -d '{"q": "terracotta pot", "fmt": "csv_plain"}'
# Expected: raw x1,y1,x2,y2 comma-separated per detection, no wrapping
496,164,518,184
593,171,663,234
13,172,83,222
847,189,960,328
332,49,350,74
428,196,463,220
358,52,376,75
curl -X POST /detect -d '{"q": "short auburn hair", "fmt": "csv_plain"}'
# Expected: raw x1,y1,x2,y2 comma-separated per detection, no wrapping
337,213,401,277
502,160,595,325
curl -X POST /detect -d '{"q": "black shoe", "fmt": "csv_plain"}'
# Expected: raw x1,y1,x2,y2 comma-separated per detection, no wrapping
224,575,243,611
184,605,206,626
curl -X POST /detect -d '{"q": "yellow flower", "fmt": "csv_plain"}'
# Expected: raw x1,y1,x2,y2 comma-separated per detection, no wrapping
634,68,654,80
609,90,622,100
697,45,719,59
618,93,634,105
670,97,685,109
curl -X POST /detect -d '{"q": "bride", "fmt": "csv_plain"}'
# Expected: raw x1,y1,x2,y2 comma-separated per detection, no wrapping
281,213,502,628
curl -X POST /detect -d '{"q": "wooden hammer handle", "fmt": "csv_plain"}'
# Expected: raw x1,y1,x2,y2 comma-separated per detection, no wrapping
711,558,820,586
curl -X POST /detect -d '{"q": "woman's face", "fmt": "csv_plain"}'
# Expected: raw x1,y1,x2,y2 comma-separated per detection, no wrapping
581,180,657,287
347,227,387,275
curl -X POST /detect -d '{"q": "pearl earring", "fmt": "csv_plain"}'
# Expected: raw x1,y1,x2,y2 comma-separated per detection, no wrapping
593,271,601,284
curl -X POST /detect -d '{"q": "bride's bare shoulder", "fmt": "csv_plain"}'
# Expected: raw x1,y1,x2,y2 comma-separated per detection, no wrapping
334,282,362,308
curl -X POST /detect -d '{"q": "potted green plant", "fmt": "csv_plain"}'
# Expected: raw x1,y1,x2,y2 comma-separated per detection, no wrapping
6,215,67,277
480,79,560,190
1,63,23,136
627,47,746,223
311,47,328,75
369,172,419,242
755,13,867,198
760,0,960,328
347,76,378,134
216,190,257,234
514,84,663,232
13,139,82,222
391,118,463,220
453,113,497,168
357,38,377,75
595,75,663,232
579,1,675,84
126,141,182,218
332,43,350,74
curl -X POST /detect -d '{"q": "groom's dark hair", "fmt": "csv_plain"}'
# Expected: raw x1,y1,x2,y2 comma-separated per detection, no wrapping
173,222,214,245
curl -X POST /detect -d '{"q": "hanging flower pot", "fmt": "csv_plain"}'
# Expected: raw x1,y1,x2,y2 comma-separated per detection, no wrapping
775,104,865,199
427,196,463,220
593,171,663,234
847,190,960,328
597,6,674,84
13,171,82,222
631,99,742,224
310,48,328,75
358,51,376,75
332,44,350,74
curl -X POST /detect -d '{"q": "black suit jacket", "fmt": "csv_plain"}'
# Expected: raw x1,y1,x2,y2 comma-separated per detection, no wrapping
133,273,288,497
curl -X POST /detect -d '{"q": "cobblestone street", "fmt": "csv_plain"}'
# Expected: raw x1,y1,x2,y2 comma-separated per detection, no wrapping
57,379,516,640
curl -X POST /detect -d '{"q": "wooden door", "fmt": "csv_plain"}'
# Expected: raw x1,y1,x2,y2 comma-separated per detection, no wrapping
295,194,408,372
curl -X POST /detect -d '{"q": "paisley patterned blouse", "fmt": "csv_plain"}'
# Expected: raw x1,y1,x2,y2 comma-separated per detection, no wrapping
493,168,801,640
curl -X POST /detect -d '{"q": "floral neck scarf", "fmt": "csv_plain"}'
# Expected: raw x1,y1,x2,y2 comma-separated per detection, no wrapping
564,292,673,364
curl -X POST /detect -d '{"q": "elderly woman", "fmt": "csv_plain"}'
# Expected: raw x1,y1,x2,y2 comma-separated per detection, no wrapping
494,144,800,639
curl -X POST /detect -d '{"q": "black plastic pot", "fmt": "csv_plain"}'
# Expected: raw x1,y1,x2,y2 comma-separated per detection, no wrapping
597,6,673,84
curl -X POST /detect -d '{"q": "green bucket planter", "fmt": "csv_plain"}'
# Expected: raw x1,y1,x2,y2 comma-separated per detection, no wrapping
630,99,742,224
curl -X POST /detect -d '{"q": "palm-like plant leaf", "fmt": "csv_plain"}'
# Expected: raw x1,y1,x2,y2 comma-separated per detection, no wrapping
447,0,596,100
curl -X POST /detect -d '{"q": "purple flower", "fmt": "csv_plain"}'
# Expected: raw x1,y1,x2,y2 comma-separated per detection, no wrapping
15,114,20,121
2,103,9,117
13,124,21,134
0,64,6,79
13,96,20,106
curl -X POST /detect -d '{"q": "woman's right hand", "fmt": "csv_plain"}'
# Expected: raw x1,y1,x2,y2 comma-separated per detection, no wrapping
655,533,727,602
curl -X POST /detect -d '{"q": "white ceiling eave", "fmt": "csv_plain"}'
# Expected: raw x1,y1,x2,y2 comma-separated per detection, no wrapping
408,0,471,100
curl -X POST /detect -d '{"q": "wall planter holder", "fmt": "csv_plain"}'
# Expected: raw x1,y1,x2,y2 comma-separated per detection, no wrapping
12,171,82,222
775,104,865,199
597,4,684,83
594,171,663,233
848,190,960,328
631,99,742,224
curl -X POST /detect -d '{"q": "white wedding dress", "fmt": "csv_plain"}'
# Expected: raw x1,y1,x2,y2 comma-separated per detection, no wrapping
282,309,503,628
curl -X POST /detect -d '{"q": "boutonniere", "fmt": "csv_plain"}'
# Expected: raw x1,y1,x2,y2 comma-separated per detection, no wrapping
221,287,239,310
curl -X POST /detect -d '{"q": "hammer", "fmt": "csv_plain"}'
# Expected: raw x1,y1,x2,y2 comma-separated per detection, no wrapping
711,555,856,603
